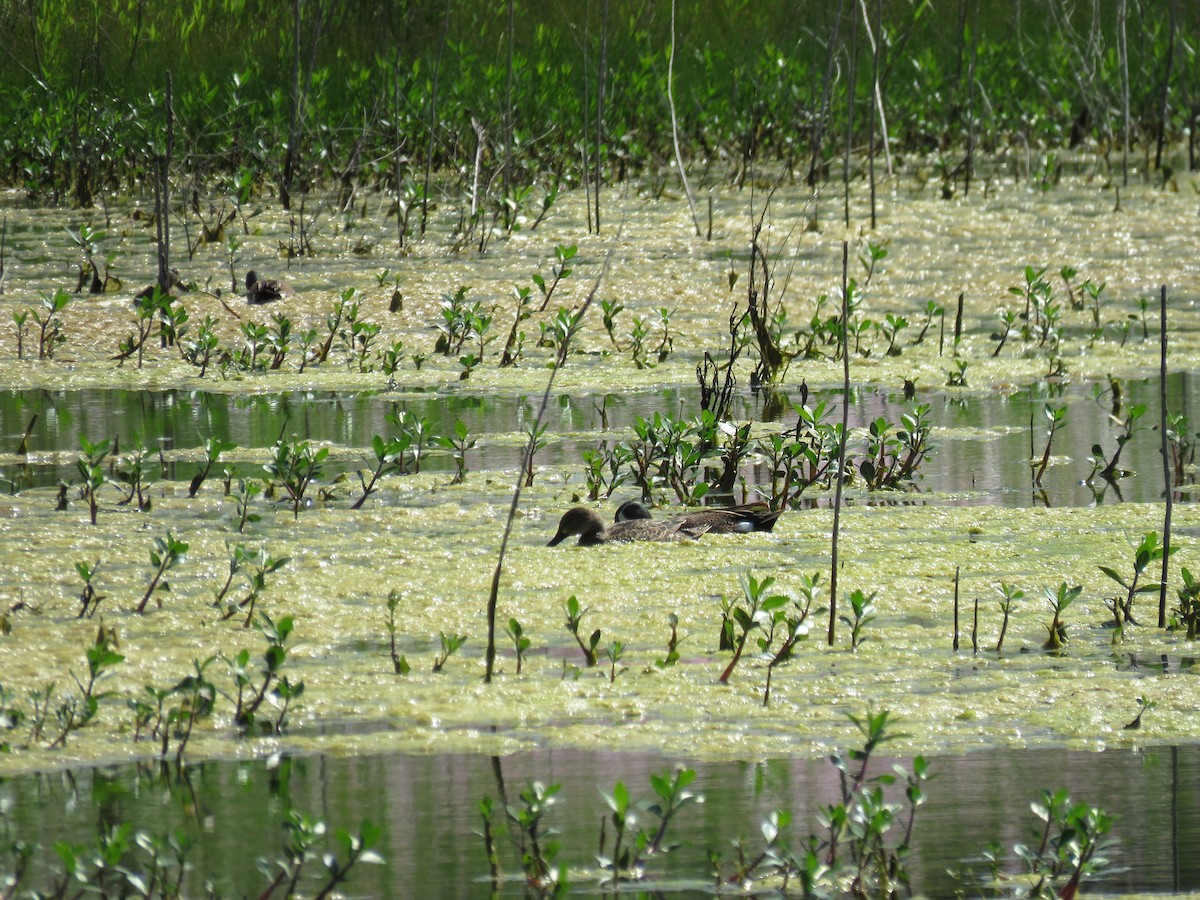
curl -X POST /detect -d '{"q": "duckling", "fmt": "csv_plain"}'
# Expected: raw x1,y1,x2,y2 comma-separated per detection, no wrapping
548,507,705,547
615,499,782,534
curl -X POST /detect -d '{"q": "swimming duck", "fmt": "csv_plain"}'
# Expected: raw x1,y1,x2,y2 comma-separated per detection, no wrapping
548,506,705,546
615,499,782,534
245,270,289,305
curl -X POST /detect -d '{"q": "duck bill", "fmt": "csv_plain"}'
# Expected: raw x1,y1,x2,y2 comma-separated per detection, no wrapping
547,531,567,546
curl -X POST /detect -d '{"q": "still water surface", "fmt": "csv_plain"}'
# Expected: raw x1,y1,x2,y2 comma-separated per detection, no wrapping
1,370,1194,507
2,744,1197,896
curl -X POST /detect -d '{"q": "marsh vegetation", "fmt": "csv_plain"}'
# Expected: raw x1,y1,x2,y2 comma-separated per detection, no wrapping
2,0,1200,896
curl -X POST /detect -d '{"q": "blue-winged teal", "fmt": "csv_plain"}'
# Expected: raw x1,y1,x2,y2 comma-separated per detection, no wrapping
615,499,782,534
548,506,705,546
245,270,289,305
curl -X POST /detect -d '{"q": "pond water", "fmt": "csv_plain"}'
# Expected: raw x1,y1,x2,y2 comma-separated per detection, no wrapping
3,744,1200,896
4,167,1200,896
1,369,1194,507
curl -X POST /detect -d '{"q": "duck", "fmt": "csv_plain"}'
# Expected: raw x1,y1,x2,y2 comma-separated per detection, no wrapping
245,270,289,305
548,506,706,547
614,499,783,534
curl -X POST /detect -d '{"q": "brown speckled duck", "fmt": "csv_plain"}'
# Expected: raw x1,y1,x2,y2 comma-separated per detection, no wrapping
615,499,782,534
245,270,289,305
548,507,705,546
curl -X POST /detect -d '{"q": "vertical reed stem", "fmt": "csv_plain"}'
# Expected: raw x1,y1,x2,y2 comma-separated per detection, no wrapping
1159,284,1172,627
828,241,850,646
953,566,960,651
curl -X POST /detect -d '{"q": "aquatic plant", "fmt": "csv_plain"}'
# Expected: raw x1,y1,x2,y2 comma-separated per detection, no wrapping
436,420,475,485
992,308,1018,356
236,320,270,372
75,559,104,619
505,781,565,894
27,822,189,899
33,288,70,359
385,591,410,676
1124,695,1156,730
1099,531,1171,628
628,307,676,369
1086,402,1146,482
858,240,889,289
655,613,682,669
159,656,218,765
11,309,28,359
1010,265,1051,342
340,300,382,373
564,595,600,667
75,436,111,525
913,299,944,345
189,436,234,498
718,573,790,684
218,545,289,628
1170,567,1200,639
1042,582,1081,651
46,629,124,749
762,573,818,705
351,432,409,509
581,443,632,501
521,421,548,487
135,531,188,614
994,582,1024,655
944,357,970,387
231,477,264,533
114,287,168,367
604,640,626,683
266,313,293,370
540,307,583,366
431,632,467,673
499,285,535,368
312,290,351,366
598,766,701,884
505,618,531,675
840,588,877,650
879,311,909,356
264,438,329,518
533,244,577,311
257,811,383,900
1082,277,1107,335
859,404,935,489
600,298,625,349
1164,412,1200,487
183,314,219,376
1033,405,1067,486
434,286,477,356
213,543,251,609
113,438,153,512
377,339,406,386
758,400,840,506
1016,789,1113,899
620,412,722,505
708,710,925,895
229,612,301,733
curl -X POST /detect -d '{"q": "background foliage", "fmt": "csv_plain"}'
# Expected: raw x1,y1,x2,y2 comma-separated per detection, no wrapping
0,0,1196,206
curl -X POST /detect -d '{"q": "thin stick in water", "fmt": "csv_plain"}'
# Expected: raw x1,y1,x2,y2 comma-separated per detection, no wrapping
1159,283,1172,627
828,241,850,646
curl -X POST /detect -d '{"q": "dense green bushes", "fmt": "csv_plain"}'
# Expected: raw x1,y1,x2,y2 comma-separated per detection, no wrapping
0,0,1195,207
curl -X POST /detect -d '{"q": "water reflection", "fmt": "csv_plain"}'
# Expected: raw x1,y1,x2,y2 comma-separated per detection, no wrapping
2,745,1198,896
0,371,1196,508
